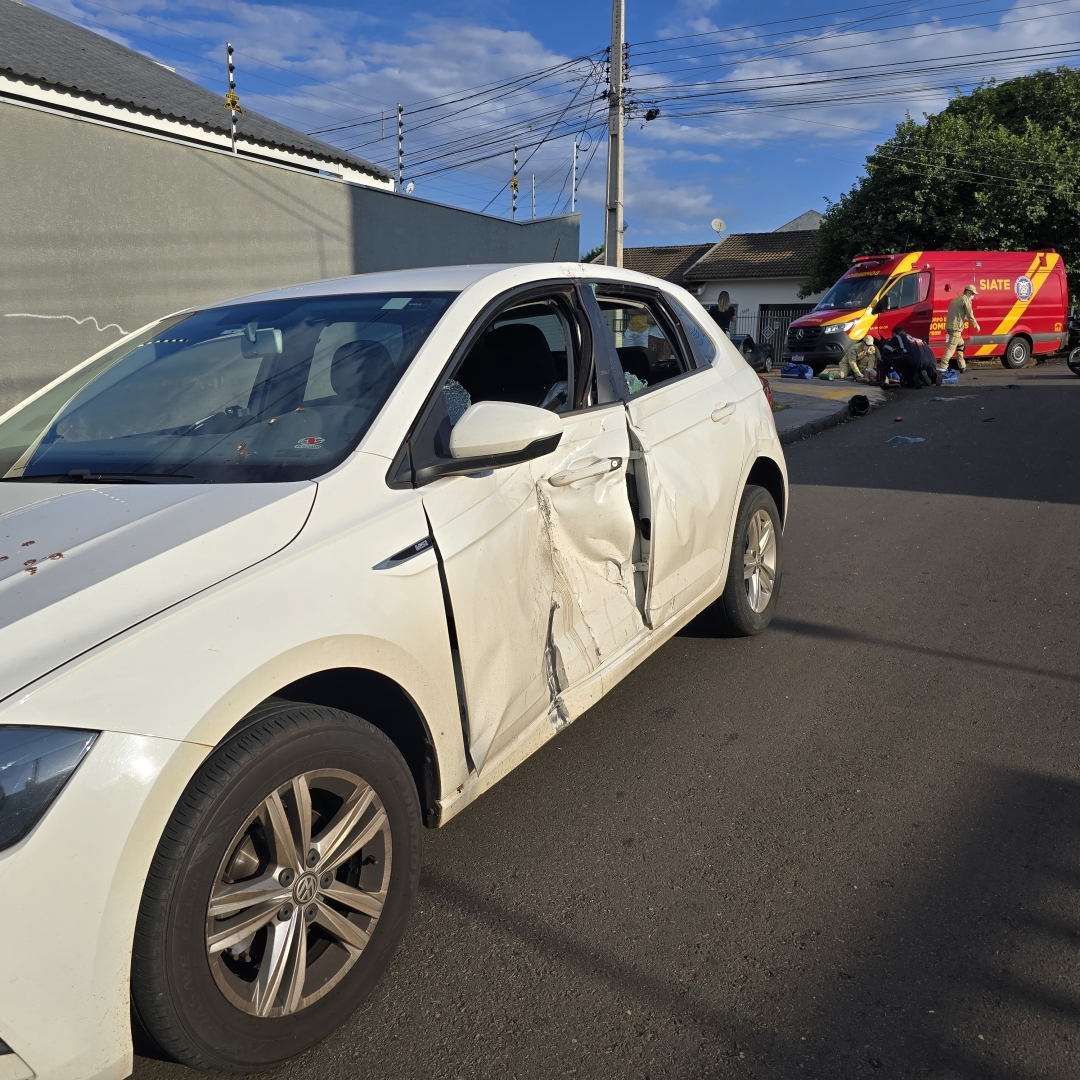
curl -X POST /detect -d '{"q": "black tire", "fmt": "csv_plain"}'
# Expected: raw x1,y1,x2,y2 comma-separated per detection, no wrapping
132,703,422,1073
1001,336,1031,369
713,485,783,636
1067,347,1080,377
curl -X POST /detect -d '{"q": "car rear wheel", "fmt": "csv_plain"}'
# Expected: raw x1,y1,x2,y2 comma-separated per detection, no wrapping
132,702,421,1073
713,484,783,636
1067,346,1080,377
1001,336,1031,369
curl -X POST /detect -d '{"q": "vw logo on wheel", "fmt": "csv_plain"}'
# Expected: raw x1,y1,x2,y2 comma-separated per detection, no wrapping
293,872,319,905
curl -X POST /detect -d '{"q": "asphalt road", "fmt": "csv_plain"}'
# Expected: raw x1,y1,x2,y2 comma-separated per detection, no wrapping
134,361,1080,1080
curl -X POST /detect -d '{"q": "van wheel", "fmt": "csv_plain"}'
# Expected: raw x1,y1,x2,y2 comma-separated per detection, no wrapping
132,703,422,1073
1067,347,1080,376
713,485,783,636
1001,336,1031,369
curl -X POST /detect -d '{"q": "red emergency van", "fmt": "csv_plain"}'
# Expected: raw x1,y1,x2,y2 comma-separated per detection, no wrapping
783,250,1068,372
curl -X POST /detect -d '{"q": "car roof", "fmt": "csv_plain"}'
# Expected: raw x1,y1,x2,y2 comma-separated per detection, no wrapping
198,262,680,310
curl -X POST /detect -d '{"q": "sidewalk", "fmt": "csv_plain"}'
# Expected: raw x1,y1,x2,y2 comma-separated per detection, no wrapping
764,375,886,444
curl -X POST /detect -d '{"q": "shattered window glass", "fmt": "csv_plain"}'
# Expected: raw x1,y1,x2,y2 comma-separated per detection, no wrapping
443,379,472,425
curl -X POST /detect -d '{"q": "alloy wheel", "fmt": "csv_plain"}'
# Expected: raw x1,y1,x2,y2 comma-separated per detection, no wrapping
743,508,777,613
206,769,391,1018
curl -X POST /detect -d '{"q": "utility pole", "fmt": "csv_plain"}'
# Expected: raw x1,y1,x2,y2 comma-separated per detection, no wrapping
510,145,518,220
224,43,241,154
396,104,403,193
571,138,578,213
604,0,625,266
531,173,536,219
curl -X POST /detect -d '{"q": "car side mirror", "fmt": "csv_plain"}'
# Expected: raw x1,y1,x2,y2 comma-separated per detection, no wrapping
871,299,884,315
450,399,562,459
413,401,563,485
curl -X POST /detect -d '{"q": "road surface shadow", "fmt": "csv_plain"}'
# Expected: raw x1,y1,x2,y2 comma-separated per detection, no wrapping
411,766,1080,1077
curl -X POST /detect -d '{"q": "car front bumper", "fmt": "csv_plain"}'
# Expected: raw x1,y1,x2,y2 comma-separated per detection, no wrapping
783,330,856,371
0,731,208,1080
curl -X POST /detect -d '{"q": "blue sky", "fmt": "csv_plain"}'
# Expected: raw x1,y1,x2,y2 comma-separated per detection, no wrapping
35,0,1080,253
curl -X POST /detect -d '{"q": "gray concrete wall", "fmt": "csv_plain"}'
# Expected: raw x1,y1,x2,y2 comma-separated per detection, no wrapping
0,102,579,415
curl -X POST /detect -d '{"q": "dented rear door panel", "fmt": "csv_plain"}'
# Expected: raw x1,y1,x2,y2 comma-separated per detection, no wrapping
626,364,748,627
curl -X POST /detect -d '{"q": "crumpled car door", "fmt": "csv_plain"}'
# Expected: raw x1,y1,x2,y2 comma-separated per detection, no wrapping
422,402,644,773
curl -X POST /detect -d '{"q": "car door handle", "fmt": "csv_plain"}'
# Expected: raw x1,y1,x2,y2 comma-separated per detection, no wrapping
548,457,623,487
711,402,736,423
914,306,932,315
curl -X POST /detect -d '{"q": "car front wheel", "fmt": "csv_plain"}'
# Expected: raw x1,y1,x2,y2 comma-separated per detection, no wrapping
714,484,783,636
132,702,421,1072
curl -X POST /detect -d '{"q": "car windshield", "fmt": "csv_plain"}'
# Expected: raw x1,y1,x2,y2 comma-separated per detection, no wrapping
814,274,888,311
0,292,456,483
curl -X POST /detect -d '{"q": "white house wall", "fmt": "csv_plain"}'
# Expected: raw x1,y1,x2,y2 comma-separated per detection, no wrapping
693,277,824,310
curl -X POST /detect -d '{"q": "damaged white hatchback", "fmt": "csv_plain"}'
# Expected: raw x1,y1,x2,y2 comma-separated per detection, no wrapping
0,263,786,1079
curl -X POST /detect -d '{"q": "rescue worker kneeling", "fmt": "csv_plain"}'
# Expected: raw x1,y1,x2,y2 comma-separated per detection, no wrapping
839,334,879,382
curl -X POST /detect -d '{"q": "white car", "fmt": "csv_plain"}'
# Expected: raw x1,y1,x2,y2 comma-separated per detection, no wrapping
0,263,785,1079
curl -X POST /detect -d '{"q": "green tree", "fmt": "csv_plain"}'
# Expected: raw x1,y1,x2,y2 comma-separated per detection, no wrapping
802,67,1080,299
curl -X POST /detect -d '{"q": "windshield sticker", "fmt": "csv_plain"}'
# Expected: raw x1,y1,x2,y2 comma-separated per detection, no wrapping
295,436,325,450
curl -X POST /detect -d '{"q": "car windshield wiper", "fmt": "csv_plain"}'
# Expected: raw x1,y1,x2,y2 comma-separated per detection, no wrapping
0,471,206,484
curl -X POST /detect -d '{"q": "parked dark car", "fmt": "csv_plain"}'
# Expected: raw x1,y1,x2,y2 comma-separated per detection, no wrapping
730,333,775,373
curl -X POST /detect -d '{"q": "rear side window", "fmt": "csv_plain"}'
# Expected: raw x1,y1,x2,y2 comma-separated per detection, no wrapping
593,292,691,396
666,296,718,367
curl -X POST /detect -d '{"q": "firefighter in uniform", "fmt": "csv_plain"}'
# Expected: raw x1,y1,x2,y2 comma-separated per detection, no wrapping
839,333,878,381
940,284,980,372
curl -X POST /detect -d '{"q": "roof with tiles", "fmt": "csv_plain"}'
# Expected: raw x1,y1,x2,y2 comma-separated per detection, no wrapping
622,243,716,284
683,230,818,281
0,0,389,180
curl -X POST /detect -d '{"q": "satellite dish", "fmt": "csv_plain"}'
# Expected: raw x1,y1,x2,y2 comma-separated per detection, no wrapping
405,181,415,195
711,218,726,235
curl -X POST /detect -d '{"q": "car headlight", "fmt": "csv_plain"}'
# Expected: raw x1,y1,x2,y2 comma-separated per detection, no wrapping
824,321,857,334
0,727,98,851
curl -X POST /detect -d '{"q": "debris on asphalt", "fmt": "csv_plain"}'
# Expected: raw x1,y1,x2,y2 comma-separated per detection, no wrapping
849,394,870,417
888,435,925,444
983,417,996,422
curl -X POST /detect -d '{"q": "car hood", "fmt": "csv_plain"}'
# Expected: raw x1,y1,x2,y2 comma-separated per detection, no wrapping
0,482,316,702
790,309,861,328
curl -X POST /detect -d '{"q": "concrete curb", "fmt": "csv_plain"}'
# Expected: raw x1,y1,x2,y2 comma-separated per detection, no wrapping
778,400,855,445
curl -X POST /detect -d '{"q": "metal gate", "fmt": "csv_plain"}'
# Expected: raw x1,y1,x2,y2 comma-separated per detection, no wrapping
731,304,815,353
